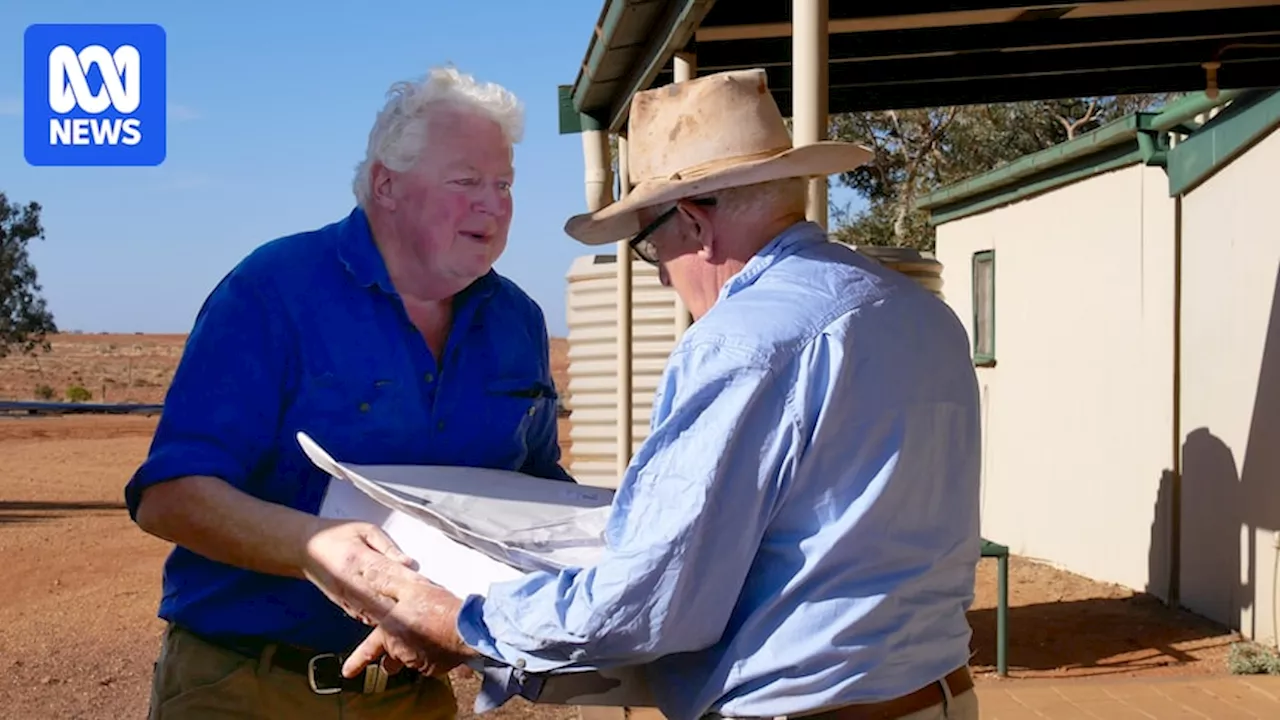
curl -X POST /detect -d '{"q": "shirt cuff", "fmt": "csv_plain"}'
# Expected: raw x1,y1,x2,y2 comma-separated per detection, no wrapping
124,443,247,520
455,593,580,675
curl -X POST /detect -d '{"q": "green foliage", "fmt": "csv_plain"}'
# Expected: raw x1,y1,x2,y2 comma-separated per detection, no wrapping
828,95,1181,251
66,384,92,403
0,192,58,358
34,383,56,400
1228,641,1280,675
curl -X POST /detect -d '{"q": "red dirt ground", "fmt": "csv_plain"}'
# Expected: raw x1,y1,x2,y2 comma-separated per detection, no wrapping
0,334,1244,718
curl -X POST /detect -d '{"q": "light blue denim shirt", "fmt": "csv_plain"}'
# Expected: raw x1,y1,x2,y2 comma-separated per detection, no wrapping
458,221,982,720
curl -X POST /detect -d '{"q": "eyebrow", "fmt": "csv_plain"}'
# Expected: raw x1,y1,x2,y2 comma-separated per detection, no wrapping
445,163,513,177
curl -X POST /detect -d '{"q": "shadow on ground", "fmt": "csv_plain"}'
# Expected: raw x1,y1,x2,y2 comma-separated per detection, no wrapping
0,500,127,525
967,593,1237,678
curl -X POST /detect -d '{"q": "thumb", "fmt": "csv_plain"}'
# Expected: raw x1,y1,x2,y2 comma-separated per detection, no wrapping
362,526,418,570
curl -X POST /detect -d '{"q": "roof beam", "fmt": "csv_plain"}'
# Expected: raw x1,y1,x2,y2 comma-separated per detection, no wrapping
765,59,1280,115
696,0,1115,29
692,6,1280,70
694,0,1280,41
816,35,1280,88
696,8,1028,42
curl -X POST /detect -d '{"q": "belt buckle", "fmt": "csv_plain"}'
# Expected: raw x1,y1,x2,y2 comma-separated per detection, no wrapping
362,663,390,694
307,653,343,695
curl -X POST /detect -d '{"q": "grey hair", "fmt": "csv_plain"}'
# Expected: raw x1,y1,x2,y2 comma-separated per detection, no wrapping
703,177,808,220
352,66,525,208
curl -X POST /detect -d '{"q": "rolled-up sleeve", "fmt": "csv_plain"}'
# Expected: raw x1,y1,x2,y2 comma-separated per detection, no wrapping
124,267,290,520
457,340,804,672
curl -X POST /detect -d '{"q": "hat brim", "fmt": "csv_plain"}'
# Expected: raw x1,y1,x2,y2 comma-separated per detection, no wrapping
564,141,873,246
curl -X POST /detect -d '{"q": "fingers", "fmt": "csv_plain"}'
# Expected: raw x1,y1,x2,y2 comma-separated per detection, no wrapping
343,627,388,678
361,554,427,605
381,654,405,675
334,539,418,618
343,603,469,681
303,523,406,623
335,569,398,621
361,526,418,570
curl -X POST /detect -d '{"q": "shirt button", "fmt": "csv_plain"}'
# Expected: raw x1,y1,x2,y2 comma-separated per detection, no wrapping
437,420,446,431
359,402,371,413
526,406,536,416
424,373,434,383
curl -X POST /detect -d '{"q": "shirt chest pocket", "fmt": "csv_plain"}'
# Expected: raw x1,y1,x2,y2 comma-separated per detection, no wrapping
483,377,558,446
289,374,412,450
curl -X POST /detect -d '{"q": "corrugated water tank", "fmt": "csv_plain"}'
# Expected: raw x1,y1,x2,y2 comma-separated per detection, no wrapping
563,254,680,488
853,245,946,299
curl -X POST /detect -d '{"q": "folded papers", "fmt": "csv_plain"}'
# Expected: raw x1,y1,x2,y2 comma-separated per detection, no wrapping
298,431,656,711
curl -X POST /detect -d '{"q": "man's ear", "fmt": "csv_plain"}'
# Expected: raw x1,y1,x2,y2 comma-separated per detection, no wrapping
677,199,717,261
370,162,396,210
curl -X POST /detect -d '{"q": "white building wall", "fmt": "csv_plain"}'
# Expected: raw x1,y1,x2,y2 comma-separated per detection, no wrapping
935,163,1176,597
1178,124,1280,644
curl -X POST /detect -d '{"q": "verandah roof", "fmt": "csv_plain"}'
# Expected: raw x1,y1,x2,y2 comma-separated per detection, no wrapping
559,0,1280,135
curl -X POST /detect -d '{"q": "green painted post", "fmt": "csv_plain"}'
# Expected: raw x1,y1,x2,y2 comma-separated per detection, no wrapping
981,538,1010,678
997,553,1008,677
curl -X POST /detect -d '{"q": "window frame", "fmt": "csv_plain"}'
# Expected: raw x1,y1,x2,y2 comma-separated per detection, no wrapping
972,249,996,367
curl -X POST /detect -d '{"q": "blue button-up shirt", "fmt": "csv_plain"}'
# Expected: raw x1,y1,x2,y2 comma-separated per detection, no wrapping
125,206,571,653
457,222,982,720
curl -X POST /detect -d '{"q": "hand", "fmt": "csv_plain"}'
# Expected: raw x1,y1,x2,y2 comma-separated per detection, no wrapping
340,569,478,679
299,518,418,626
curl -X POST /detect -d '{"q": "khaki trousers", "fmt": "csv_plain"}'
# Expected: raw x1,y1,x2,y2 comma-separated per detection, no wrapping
147,624,457,720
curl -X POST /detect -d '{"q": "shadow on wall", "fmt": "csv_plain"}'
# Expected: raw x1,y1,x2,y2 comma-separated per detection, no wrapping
1148,261,1280,641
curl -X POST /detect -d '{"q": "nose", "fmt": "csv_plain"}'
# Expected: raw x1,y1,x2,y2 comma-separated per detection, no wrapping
472,181,507,216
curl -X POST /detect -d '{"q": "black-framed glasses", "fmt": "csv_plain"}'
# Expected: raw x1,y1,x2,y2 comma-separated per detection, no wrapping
628,197,716,266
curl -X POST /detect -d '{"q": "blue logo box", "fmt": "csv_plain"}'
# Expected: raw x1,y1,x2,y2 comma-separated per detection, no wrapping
24,23,167,167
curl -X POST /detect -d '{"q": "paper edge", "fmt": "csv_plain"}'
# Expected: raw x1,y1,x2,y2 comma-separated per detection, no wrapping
297,430,581,574
296,430,350,482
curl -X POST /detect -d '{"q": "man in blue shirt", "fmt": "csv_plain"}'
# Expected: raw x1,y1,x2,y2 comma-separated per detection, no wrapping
125,67,572,719
337,69,983,720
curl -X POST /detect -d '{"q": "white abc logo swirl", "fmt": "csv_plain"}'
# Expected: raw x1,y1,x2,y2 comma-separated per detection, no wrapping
48,44,141,114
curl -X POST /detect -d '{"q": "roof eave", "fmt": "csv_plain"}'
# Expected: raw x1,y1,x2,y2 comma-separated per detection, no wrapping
916,113,1157,215
565,0,713,135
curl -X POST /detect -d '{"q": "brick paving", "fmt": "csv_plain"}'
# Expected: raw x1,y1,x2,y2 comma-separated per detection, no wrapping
976,675,1280,718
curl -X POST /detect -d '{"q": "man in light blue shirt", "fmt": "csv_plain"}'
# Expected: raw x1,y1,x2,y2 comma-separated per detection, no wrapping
340,69,983,720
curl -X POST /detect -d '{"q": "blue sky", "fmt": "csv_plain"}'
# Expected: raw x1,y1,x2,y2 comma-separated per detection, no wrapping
0,1,863,337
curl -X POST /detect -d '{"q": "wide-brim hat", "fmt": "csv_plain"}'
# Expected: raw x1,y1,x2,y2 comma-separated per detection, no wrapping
564,68,873,246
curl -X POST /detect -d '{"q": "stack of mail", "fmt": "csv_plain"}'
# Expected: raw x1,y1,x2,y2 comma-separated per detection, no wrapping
297,431,655,711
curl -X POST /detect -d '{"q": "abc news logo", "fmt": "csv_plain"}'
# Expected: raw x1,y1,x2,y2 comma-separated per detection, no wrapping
48,44,143,147
24,24,167,167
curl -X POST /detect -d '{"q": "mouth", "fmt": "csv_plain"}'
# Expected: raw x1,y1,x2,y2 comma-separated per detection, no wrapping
460,230,491,243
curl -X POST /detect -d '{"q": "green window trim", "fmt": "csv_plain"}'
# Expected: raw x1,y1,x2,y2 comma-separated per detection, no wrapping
972,250,996,367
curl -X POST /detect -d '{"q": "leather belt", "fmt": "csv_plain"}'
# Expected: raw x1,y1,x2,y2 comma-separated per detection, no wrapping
796,666,974,720
181,626,419,695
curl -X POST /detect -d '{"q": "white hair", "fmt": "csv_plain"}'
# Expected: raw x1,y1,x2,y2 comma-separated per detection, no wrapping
352,66,525,208
705,177,807,220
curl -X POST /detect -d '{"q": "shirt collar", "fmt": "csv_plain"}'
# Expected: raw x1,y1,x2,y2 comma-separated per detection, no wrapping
337,206,396,294
717,220,828,302
336,206,500,300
